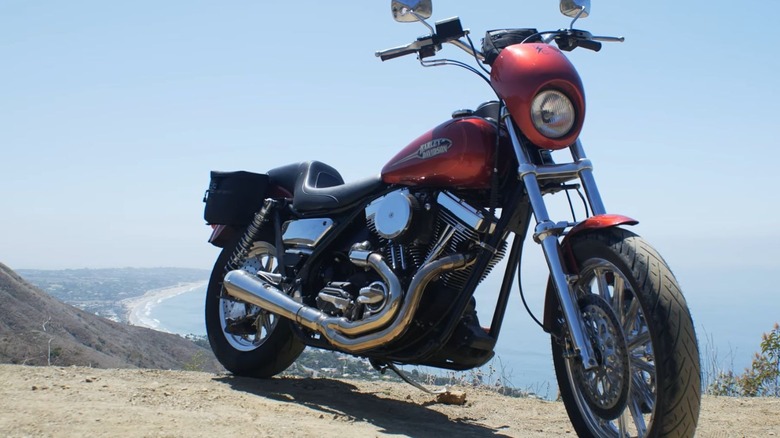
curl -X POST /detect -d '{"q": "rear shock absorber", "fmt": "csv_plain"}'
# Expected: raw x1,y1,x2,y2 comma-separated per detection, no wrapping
225,199,277,273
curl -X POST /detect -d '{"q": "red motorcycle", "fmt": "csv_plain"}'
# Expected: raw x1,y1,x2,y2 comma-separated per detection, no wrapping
202,1,700,436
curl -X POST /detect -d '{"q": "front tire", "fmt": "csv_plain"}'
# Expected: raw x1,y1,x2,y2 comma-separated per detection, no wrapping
551,228,700,437
205,236,304,377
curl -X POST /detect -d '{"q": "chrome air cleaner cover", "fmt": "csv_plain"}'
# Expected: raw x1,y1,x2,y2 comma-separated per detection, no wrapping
367,190,416,240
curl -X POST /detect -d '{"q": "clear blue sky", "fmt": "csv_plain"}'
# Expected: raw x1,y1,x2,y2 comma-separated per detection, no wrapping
2,1,778,370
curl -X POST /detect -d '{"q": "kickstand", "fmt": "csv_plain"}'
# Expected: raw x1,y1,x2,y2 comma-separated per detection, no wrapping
376,361,448,395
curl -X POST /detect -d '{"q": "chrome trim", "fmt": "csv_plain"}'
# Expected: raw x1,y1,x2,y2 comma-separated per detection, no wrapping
328,251,402,336
369,190,414,240
571,139,607,215
282,218,334,248
437,191,490,233
225,245,401,338
448,38,485,61
326,253,470,352
223,252,470,353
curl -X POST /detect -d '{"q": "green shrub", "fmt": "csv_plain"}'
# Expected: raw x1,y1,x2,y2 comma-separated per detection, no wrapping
738,322,780,396
708,322,780,397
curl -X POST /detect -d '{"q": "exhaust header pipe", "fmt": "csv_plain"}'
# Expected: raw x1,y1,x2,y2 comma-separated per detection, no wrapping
222,252,469,353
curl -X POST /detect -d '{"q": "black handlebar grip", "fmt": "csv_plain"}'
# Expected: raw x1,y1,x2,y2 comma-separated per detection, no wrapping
577,39,602,52
379,48,418,61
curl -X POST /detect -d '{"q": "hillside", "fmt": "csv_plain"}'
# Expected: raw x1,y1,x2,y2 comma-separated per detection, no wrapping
1,365,778,437
0,263,219,371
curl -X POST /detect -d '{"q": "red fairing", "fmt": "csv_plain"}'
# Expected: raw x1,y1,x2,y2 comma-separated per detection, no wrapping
491,44,585,150
382,117,511,188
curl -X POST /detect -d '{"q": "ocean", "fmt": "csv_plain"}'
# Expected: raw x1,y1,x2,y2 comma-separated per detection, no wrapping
146,284,207,336
147,265,777,396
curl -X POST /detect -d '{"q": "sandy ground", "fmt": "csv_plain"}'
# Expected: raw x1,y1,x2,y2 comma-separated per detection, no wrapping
122,282,207,331
0,365,778,437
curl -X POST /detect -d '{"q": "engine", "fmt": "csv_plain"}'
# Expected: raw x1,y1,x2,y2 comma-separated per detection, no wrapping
365,189,505,292
285,189,506,325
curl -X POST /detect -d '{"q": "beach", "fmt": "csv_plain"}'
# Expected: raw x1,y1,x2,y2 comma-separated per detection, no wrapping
123,281,208,333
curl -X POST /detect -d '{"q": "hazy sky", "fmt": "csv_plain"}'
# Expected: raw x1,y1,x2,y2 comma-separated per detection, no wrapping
2,0,778,373
3,0,777,271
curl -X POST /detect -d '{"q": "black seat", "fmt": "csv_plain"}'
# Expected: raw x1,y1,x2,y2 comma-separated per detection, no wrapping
268,161,387,213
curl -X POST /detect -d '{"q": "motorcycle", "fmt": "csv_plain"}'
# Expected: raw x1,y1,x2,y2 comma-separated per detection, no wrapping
202,1,701,436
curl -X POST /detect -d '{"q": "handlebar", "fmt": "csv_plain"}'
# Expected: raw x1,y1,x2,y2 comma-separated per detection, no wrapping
376,44,421,61
553,29,623,53
574,38,602,52
376,16,475,62
377,21,623,62
375,36,437,62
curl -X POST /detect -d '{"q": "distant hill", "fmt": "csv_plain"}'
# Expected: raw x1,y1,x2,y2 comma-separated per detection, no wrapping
0,262,220,371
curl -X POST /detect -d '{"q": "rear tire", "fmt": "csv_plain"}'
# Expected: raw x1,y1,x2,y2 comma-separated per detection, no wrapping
551,228,700,437
205,235,304,377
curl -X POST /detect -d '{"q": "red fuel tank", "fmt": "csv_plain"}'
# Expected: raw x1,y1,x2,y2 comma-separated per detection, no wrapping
382,117,510,188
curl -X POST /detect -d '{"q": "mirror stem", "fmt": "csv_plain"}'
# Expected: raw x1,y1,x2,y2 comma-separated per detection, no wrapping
569,6,586,29
412,11,435,33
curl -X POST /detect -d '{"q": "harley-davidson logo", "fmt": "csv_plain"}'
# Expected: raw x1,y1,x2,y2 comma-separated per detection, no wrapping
417,138,452,159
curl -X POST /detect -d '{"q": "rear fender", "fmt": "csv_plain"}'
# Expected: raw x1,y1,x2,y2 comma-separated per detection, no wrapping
208,224,240,248
542,214,638,333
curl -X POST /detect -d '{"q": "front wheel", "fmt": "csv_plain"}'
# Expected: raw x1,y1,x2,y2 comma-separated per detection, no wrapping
551,228,700,438
205,236,304,377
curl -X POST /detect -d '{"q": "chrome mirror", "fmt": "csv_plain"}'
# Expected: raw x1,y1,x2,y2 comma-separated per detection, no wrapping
392,0,433,22
560,0,590,19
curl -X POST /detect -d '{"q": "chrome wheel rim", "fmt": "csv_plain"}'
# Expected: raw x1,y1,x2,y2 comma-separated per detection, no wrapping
219,242,279,352
565,258,657,437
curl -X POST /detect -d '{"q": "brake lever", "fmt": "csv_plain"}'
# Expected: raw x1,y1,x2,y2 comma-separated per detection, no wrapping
591,35,625,43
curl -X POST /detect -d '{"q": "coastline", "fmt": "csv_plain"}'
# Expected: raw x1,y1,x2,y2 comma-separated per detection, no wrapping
123,281,208,332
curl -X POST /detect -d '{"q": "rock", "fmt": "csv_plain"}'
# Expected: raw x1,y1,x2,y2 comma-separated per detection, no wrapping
436,390,467,406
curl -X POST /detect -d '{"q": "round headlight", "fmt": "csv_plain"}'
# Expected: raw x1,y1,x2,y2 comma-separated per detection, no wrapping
531,90,576,139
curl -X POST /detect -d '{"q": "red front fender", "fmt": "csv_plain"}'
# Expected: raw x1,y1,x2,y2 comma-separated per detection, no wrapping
561,214,638,266
566,214,638,240
562,214,638,269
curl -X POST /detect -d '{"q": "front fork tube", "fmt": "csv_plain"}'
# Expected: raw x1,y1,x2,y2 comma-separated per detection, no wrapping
524,173,598,370
506,117,600,370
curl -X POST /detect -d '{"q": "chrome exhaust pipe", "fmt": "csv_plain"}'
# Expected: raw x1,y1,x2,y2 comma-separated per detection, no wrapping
222,252,470,354
223,270,327,332
223,248,402,337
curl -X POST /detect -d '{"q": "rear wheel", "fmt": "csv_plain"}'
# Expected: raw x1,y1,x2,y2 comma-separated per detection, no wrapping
205,237,304,377
551,228,700,437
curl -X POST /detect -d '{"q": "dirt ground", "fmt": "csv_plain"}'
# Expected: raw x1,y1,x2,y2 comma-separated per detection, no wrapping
0,364,778,437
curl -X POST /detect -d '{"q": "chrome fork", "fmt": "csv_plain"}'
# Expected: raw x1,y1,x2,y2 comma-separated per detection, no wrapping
504,112,605,370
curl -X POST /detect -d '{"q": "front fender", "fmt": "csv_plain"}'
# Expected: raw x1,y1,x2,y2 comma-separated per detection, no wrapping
542,214,638,333
561,214,638,255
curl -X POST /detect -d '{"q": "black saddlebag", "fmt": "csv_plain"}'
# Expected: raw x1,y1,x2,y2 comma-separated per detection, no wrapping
482,28,541,65
203,171,269,225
